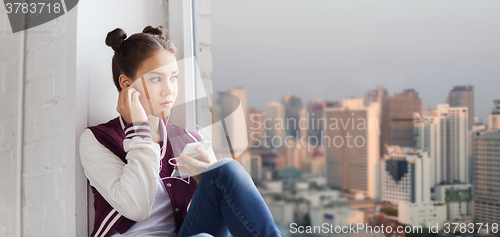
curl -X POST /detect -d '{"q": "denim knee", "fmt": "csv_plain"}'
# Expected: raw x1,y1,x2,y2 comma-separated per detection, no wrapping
216,159,254,187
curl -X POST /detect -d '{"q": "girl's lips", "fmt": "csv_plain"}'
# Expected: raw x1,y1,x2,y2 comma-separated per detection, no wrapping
160,101,173,108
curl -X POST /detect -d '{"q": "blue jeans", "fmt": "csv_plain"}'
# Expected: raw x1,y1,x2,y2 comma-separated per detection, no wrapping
179,158,283,237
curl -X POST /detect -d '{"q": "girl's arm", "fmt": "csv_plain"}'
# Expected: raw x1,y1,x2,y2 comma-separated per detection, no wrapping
79,122,160,222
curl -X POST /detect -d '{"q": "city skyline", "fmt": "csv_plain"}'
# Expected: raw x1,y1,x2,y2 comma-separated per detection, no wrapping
212,0,500,121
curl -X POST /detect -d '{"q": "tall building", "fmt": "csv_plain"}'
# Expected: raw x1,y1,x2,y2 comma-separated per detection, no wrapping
241,154,262,182
434,184,472,221
380,147,447,227
448,85,474,131
488,98,500,130
323,98,380,199
299,107,308,140
215,89,248,159
380,89,422,153
380,146,431,204
306,99,325,146
227,88,247,114
401,89,423,116
468,117,485,183
413,113,431,150
226,88,248,153
247,107,265,148
363,85,387,106
284,139,311,172
473,131,500,224
282,95,303,138
415,104,469,186
264,101,286,147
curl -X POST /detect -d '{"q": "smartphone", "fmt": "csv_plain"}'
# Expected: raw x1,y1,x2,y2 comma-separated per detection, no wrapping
181,140,212,160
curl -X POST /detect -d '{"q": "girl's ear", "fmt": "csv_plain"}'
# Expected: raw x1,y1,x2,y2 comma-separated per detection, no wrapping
119,75,130,89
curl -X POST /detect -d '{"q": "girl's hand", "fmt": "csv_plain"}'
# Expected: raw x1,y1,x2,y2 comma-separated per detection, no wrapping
117,86,148,125
176,147,217,181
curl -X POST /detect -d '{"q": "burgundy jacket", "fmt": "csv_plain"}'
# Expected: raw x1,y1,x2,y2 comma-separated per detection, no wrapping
86,116,200,237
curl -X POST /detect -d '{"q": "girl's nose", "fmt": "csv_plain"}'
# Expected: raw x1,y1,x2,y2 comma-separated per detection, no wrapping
161,84,173,95
161,88,172,96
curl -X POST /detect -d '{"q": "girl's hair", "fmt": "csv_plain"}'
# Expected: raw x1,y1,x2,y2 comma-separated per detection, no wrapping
105,26,178,93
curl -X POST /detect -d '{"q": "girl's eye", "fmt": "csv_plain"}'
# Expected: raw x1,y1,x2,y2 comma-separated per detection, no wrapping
171,76,178,82
150,77,161,83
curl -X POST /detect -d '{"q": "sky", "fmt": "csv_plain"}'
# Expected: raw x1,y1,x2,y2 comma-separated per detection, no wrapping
211,0,500,121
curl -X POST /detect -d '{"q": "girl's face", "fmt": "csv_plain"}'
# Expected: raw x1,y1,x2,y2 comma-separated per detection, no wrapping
129,49,179,118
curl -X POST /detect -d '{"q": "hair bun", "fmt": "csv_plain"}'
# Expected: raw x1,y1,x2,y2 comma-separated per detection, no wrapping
105,28,127,52
143,26,165,38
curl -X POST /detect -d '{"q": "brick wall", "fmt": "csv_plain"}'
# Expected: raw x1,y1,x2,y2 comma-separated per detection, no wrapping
0,3,78,237
0,3,24,237
198,0,213,83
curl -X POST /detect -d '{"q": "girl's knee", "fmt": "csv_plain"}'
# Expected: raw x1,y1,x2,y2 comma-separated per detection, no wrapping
204,158,252,185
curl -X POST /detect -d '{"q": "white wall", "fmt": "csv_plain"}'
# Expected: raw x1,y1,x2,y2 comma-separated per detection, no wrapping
0,3,78,236
0,4,25,236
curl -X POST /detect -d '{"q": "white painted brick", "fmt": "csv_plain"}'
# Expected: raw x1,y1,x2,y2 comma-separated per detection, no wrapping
0,34,22,62
23,139,52,179
0,149,16,236
0,148,17,237
0,149,15,180
24,102,67,143
24,19,64,52
199,43,212,74
198,0,211,16
0,6,22,235
0,116,18,153
53,65,67,100
48,133,71,169
23,171,66,236
23,70,56,112
198,15,211,45
0,11,8,39
25,34,68,80
0,63,6,93
200,74,212,93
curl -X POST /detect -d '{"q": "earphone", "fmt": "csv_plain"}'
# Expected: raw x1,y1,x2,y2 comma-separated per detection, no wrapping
125,81,130,85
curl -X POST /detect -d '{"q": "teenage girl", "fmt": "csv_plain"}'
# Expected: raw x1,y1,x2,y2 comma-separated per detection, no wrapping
79,26,283,237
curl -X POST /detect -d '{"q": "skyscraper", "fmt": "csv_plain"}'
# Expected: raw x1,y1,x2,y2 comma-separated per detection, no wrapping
415,104,469,186
473,131,500,224
226,88,247,152
215,88,248,159
488,97,500,130
448,85,474,131
247,107,265,148
264,101,286,147
363,86,387,106
282,95,303,138
399,89,423,117
241,154,262,182
323,98,380,199
469,117,485,183
227,88,247,114
413,113,431,150
380,146,431,204
381,148,446,228
380,89,422,153
306,99,325,146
